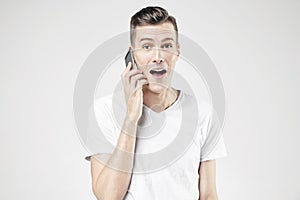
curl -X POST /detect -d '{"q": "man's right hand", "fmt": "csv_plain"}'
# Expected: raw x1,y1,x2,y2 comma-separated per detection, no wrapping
121,62,148,124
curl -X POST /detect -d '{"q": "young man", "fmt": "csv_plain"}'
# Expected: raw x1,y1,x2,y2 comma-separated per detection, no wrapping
88,6,227,200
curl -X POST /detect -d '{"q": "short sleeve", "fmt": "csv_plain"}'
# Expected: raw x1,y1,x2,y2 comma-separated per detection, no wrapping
200,106,227,162
85,95,119,158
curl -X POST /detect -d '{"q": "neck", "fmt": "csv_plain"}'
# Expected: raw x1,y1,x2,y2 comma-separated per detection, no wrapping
142,87,179,113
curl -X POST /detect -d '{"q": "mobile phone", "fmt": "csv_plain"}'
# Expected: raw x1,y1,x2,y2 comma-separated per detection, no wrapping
125,48,137,70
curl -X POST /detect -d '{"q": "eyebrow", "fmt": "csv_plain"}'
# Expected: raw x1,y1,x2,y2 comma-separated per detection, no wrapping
138,37,175,43
161,37,175,42
139,38,155,42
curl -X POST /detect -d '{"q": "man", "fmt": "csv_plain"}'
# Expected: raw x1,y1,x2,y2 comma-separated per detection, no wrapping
88,6,227,200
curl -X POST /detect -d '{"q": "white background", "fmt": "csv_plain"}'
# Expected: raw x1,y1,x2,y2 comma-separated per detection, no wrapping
1,0,299,199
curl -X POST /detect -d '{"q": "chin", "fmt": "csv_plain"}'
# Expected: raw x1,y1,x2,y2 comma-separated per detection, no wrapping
147,82,169,94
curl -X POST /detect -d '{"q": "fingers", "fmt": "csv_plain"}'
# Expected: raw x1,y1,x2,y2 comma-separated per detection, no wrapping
122,62,140,77
127,71,144,86
129,74,147,90
123,61,132,74
122,64,148,91
122,64,140,82
136,78,148,90
121,62,147,122
121,62,133,84
121,62,148,108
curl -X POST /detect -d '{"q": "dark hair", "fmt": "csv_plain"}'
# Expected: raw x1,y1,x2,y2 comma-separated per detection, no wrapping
130,6,178,45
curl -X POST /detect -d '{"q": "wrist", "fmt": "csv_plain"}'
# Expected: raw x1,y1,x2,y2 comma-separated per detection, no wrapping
122,115,138,136
125,110,140,125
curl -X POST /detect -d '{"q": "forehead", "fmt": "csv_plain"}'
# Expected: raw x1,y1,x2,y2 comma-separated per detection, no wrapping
134,22,177,42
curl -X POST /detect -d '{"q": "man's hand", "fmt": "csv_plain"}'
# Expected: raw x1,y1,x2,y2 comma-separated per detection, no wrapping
121,62,148,123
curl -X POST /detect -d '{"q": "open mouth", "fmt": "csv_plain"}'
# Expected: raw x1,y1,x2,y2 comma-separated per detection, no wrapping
150,69,167,75
149,68,167,79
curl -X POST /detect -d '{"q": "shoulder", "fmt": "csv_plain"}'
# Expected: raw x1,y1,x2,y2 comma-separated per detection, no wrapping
180,91,213,120
94,90,125,112
94,91,126,131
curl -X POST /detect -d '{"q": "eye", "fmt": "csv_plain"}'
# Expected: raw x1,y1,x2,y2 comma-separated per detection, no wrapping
162,43,173,49
142,44,152,50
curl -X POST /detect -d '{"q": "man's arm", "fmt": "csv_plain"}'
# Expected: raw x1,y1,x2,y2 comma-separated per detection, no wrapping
90,118,138,200
90,62,148,200
198,159,218,200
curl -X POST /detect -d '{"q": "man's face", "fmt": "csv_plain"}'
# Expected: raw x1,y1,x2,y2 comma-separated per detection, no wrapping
132,22,180,93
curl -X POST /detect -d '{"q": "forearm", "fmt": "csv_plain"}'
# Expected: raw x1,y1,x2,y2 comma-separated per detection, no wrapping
93,117,137,200
199,160,218,200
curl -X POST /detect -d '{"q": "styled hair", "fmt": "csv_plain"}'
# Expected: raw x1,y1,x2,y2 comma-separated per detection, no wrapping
130,6,178,45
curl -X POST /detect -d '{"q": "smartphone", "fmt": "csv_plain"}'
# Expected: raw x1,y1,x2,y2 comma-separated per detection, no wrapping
124,48,137,70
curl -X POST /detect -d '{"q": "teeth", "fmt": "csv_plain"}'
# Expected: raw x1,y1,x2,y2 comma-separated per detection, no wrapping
154,69,164,72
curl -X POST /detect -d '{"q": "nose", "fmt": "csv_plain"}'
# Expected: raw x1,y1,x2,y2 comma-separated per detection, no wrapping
152,48,164,64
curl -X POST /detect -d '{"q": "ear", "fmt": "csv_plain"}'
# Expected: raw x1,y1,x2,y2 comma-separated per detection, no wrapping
175,43,180,61
129,45,134,52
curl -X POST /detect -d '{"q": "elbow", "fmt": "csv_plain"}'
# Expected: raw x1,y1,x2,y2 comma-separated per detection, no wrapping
92,185,103,200
92,184,105,200
92,182,126,200
93,190,125,200
200,192,218,200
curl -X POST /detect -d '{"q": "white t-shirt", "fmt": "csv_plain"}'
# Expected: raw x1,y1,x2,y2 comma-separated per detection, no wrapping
87,90,227,200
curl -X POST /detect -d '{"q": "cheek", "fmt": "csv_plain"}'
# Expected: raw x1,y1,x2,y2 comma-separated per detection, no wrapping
166,54,178,66
134,52,152,66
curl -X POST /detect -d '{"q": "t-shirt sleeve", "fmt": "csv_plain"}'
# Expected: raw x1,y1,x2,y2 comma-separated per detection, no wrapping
85,96,119,159
199,105,228,162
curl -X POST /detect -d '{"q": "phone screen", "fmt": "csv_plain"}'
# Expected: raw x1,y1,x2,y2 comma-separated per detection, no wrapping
124,48,137,70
